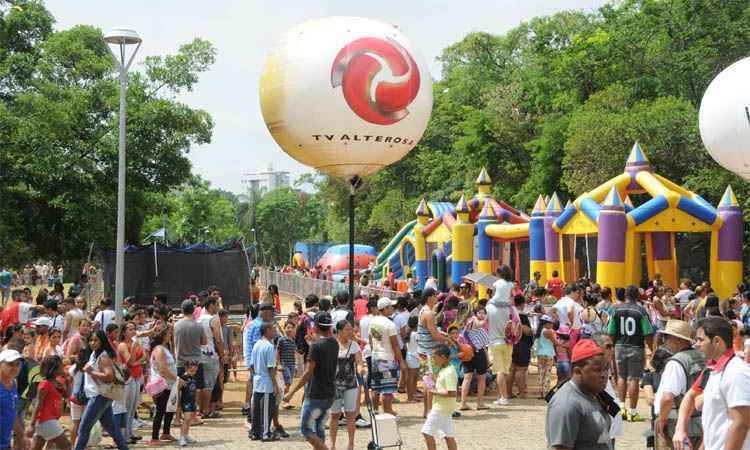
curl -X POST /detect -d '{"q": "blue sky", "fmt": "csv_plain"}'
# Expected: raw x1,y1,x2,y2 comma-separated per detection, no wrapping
46,0,609,194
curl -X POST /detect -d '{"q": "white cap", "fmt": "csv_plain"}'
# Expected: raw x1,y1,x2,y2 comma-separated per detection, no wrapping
33,317,52,328
377,297,397,310
0,349,22,363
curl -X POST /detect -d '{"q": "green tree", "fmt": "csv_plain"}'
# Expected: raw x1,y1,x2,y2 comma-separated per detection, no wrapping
0,2,215,266
142,177,240,245
255,188,313,265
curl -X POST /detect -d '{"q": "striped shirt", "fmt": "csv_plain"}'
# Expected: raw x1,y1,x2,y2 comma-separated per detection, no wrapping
277,336,296,370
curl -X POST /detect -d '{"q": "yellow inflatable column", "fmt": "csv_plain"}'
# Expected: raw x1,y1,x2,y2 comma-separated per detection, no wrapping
451,195,474,285
414,199,430,289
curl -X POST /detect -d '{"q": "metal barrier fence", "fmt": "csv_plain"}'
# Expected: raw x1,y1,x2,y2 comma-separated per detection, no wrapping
258,268,400,300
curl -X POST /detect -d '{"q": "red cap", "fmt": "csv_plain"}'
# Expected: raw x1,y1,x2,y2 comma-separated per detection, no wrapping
571,339,604,363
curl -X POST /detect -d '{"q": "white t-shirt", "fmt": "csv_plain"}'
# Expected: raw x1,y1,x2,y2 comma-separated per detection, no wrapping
18,303,33,323
368,315,397,361
406,331,418,358
94,309,116,329
674,289,694,305
703,356,750,450
393,310,410,349
199,312,216,355
491,278,513,305
555,296,583,329
48,314,64,332
654,360,687,415
360,314,373,358
338,340,361,358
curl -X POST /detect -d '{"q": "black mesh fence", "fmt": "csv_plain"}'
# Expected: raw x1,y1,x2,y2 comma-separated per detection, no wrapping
102,242,251,308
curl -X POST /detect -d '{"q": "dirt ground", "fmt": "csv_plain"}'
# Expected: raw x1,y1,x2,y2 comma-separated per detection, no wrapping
54,294,650,449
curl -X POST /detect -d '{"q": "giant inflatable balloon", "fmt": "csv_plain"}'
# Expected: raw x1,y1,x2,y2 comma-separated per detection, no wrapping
259,17,433,179
699,57,750,180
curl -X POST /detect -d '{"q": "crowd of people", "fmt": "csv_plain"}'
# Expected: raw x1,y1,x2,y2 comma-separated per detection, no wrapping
0,286,236,450
2,266,750,450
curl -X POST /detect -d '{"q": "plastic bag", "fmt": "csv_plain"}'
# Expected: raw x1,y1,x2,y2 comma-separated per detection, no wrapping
166,382,179,413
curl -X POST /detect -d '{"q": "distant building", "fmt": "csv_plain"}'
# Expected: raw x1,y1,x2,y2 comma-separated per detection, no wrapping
241,163,290,194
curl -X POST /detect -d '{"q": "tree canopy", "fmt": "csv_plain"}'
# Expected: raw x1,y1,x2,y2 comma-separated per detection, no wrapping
0,0,215,266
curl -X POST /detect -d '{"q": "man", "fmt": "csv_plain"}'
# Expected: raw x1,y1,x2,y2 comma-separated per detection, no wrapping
330,292,353,326
243,303,274,417
0,289,43,334
554,284,583,331
487,265,519,406
284,312,338,450
655,320,705,449
689,317,750,450
546,270,565,299
215,309,233,408
0,268,11,305
295,295,320,364
32,317,52,360
94,298,116,330
63,297,86,340
44,300,64,332
607,285,654,422
249,321,280,442
174,300,207,424
198,297,224,418
392,296,410,392
369,297,405,415
546,340,611,450
526,271,543,297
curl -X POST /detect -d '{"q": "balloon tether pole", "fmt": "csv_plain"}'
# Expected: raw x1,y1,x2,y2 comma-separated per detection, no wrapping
348,176,362,307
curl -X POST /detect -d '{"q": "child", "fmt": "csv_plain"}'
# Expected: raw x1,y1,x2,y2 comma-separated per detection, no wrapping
535,315,556,398
27,356,70,450
277,321,297,409
421,344,458,450
405,316,420,402
178,360,199,447
554,325,571,381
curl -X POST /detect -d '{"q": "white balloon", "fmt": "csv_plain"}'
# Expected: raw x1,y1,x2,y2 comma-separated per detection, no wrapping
699,57,750,180
259,17,433,179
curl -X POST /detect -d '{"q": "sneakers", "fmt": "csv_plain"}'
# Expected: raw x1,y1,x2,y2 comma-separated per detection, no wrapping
179,436,188,447
185,436,197,444
493,398,510,406
627,411,646,422
274,427,290,439
355,417,371,428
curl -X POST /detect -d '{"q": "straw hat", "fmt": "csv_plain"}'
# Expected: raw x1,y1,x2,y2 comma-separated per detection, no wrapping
658,320,693,342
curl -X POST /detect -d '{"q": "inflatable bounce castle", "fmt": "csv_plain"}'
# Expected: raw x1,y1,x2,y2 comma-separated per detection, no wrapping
375,169,531,290
378,143,742,297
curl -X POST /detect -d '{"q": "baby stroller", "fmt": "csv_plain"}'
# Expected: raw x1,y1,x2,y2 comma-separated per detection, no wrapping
359,375,402,450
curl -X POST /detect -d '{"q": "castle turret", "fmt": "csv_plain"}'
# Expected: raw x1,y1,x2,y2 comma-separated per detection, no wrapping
451,195,474,285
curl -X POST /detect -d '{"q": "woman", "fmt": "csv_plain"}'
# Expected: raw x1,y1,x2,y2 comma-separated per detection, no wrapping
74,330,129,450
459,306,489,410
41,329,64,359
579,294,603,337
148,327,177,446
329,320,366,450
116,323,145,444
417,289,449,418
67,322,92,449
268,284,281,313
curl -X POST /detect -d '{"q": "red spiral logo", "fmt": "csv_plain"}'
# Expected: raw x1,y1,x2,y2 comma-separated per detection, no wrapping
331,37,421,125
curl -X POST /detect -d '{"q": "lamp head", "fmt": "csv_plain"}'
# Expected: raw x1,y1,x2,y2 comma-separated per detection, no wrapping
103,27,141,45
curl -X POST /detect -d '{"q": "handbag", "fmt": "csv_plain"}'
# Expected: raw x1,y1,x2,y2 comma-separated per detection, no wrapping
463,320,490,349
100,357,127,402
145,375,168,396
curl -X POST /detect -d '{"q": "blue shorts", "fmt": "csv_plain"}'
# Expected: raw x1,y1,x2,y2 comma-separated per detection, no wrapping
281,366,293,386
300,398,333,440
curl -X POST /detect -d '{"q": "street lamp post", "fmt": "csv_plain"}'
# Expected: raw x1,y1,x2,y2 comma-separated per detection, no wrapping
104,27,142,324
